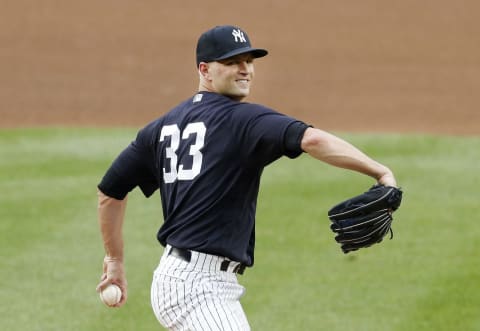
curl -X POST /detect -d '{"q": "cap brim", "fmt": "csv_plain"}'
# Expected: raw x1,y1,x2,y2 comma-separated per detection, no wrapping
213,47,268,62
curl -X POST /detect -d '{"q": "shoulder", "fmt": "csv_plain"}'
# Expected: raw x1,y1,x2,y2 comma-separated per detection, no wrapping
232,102,281,121
233,102,299,129
136,95,196,141
236,101,275,113
137,118,161,139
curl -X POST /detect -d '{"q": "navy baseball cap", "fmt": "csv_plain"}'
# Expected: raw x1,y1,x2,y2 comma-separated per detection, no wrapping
196,25,268,66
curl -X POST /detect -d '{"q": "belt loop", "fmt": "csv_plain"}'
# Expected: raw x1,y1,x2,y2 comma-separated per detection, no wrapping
234,263,245,275
169,247,192,263
220,260,230,271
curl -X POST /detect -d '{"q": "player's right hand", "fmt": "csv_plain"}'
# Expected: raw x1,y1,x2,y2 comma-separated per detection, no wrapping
96,256,128,307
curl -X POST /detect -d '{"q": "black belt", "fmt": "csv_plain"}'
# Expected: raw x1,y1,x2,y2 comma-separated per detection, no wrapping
168,247,246,275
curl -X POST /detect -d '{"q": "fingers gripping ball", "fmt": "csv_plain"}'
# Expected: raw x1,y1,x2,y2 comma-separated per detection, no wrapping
99,284,122,306
328,185,403,253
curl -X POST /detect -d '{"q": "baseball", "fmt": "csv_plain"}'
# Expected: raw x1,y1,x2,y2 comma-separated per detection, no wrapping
99,284,122,306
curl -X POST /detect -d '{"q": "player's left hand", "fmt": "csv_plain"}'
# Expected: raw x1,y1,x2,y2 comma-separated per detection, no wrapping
328,185,403,253
377,172,397,188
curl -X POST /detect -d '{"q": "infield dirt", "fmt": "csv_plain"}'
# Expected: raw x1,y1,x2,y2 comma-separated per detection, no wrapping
1,1,479,135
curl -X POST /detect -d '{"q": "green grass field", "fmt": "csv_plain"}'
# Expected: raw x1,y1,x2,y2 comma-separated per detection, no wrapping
1,128,479,331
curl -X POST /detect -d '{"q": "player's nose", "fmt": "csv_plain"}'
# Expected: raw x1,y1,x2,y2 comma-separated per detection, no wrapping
237,61,252,74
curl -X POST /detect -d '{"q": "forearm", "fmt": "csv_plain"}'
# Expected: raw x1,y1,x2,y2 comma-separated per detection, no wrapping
301,128,396,186
97,189,128,261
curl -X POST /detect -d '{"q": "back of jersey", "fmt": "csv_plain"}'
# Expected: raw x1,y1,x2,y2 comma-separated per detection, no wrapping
149,91,300,264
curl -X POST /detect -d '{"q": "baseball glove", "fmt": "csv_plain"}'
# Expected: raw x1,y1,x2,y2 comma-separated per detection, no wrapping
328,185,403,253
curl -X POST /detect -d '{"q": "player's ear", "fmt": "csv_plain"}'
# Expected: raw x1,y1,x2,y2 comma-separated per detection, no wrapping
198,62,211,80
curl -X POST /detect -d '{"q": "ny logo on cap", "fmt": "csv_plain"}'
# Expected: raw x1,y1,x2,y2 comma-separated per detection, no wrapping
232,29,247,43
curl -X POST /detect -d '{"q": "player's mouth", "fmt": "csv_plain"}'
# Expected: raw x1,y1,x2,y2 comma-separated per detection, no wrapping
235,79,250,87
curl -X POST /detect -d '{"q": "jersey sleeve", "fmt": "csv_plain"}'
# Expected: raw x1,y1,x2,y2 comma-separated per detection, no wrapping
284,121,311,156
98,125,158,200
236,104,309,165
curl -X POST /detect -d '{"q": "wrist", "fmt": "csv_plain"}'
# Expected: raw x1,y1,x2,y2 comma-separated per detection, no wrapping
377,171,397,187
104,255,124,263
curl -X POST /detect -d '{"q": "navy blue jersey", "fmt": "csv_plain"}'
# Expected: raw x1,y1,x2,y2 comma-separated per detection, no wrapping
99,92,308,265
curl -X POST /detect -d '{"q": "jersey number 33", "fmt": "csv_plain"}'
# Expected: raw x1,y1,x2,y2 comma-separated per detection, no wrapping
160,122,206,184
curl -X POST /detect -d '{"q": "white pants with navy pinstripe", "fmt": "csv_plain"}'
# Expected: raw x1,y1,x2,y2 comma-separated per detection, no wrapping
151,245,251,331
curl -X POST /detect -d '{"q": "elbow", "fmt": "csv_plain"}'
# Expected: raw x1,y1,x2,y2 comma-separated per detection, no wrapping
97,189,128,209
300,128,329,153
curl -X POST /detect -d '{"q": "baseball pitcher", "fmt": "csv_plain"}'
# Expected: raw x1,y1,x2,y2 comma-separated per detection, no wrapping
95,25,400,330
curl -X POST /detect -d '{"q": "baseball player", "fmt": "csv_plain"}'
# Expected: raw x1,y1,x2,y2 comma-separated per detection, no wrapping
96,25,398,330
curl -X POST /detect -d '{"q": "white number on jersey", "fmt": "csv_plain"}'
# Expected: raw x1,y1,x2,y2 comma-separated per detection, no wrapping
159,122,206,183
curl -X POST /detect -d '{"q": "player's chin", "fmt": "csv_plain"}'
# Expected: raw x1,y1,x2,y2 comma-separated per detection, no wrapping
235,87,251,98
227,89,250,101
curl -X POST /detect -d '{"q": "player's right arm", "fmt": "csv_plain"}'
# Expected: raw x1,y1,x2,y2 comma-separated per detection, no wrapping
96,190,128,307
300,127,397,187
94,125,158,307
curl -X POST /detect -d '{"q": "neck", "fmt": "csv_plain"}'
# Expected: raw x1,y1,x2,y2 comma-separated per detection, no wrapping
198,82,213,94
197,84,245,102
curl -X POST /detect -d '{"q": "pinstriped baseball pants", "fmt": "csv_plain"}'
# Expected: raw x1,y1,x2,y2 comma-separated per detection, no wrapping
151,245,251,331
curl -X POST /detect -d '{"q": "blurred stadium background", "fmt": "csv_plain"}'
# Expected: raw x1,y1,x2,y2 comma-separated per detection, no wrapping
1,0,479,134
1,1,479,331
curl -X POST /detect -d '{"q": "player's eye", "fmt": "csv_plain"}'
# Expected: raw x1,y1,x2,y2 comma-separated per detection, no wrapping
219,59,235,66
220,56,254,66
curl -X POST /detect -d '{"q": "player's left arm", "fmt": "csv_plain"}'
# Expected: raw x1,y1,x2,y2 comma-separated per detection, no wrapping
96,189,128,307
300,127,397,187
